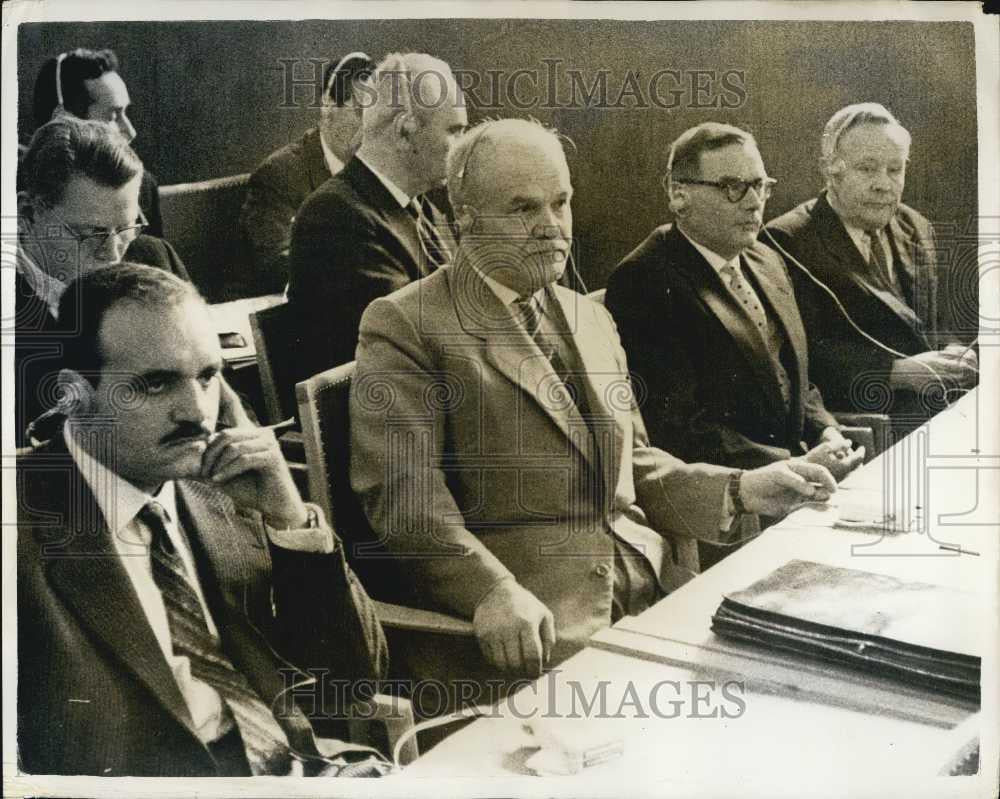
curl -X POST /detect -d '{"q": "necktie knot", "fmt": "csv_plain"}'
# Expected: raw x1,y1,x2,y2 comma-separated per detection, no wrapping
140,500,174,551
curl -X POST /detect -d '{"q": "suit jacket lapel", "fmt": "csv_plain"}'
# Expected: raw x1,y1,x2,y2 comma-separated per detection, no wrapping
669,228,786,412
41,454,198,738
741,249,808,410
815,193,924,333
345,157,426,279
447,263,594,468
175,481,322,755
550,288,626,493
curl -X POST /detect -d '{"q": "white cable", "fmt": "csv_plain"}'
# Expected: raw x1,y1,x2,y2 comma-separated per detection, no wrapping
392,704,489,769
54,52,68,109
760,226,952,399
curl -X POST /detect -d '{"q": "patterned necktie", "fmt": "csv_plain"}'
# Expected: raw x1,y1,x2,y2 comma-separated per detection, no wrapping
865,229,896,293
409,197,449,273
720,259,768,333
141,501,292,776
513,293,587,414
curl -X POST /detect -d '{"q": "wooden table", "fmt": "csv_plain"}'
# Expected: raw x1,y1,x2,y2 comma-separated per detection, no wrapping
405,390,997,793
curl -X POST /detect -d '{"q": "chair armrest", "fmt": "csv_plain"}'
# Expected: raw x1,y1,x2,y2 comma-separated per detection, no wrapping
347,693,418,766
834,411,892,460
373,600,474,636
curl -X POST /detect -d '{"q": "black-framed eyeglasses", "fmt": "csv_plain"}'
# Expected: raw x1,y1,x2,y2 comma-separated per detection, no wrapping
45,206,148,250
674,176,778,203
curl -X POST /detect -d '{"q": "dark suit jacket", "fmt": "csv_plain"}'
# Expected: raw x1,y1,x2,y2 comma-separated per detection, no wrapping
607,224,837,469
14,237,189,447
241,127,331,293
288,156,447,382
765,193,949,414
17,435,387,776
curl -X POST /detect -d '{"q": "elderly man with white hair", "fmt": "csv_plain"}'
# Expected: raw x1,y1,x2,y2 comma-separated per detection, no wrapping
349,117,837,704
765,103,977,431
288,51,467,379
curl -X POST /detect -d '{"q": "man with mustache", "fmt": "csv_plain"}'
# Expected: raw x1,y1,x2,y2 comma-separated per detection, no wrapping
349,118,836,703
17,263,388,777
606,122,861,533
764,103,977,433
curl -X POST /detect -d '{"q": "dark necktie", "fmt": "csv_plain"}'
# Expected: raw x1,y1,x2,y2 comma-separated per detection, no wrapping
141,501,292,776
408,197,449,273
865,229,896,294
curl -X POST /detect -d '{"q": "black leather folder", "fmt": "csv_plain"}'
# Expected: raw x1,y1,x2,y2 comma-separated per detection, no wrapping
711,560,981,702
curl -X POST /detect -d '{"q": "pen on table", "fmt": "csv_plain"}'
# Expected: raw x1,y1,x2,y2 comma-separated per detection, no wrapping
939,543,980,557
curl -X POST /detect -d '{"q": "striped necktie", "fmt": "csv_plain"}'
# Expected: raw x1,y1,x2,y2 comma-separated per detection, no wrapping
513,293,588,415
408,197,449,272
141,501,292,776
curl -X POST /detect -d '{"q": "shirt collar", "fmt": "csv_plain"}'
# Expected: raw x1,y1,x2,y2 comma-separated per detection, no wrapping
677,226,740,274
14,243,64,319
319,130,345,177
356,154,410,208
64,421,178,538
826,192,879,258
470,264,545,310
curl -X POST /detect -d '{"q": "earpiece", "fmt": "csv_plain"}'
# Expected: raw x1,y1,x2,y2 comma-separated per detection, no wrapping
50,52,68,120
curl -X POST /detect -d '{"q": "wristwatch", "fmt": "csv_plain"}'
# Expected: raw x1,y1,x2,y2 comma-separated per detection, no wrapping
728,470,748,515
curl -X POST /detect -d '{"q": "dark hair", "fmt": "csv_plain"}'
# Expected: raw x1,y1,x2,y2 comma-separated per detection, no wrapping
323,53,375,106
666,122,756,181
21,116,143,207
33,48,120,129
58,262,201,382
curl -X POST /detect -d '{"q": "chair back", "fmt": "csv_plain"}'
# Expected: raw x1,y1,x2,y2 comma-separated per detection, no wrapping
249,301,299,424
159,173,250,302
296,362,409,601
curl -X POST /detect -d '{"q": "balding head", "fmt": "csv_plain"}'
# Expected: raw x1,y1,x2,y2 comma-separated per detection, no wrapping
356,52,467,195
448,118,573,296
447,118,570,218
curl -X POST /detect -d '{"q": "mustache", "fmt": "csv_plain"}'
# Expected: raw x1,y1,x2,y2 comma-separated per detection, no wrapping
160,423,212,445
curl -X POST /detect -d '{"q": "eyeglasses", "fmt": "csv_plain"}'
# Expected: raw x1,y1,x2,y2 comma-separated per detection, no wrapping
674,176,778,203
44,205,148,250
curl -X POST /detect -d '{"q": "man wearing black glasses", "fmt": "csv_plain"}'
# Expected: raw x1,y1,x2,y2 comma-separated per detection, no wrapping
606,123,861,548
13,116,189,445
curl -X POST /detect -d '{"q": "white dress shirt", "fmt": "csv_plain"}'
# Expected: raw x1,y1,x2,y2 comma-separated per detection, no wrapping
65,423,232,743
318,130,345,177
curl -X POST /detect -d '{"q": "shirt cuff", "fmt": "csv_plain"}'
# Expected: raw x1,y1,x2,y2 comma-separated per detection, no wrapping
719,486,736,532
265,503,335,553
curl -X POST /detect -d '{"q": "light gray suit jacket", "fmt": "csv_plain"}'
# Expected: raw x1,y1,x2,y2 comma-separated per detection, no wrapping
349,257,734,665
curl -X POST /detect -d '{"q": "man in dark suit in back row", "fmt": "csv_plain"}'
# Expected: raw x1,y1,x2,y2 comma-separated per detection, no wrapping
240,52,375,292
765,103,977,432
17,263,389,777
288,51,467,382
13,116,189,445
607,123,863,498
